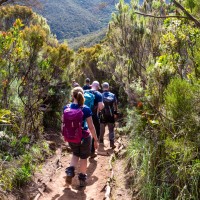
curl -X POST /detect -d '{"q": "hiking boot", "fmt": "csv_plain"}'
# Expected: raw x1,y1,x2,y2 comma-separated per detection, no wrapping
99,139,104,144
90,152,97,158
65,166,75,184
78,173,87,187
110,140,116,149
99,139,103,143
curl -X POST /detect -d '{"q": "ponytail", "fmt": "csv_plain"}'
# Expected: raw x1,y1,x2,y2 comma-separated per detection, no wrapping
72,87,85,106
77,91,84,106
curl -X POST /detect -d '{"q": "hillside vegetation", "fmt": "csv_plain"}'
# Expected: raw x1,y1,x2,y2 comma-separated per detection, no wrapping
35,0,124,40
0,0,200,199
74,0,200,199
0,5,73,193
67,28,107,50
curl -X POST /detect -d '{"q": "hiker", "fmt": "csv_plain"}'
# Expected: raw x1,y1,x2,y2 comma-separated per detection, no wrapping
83,78,92,90
72,79,80,88
73,82,80,87
84,81,104,158
99,82,118,148
61,87,99,187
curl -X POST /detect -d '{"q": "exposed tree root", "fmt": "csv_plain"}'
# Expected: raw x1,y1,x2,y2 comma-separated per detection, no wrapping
104,136,125,199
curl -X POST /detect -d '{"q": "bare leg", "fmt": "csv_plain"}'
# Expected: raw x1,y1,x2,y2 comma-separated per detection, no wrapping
70,155,79,167
80,159,87,174
66,155,79,184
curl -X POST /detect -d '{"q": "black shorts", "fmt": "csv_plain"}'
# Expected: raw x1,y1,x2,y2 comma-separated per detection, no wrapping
68,135,92,159
100,115,115,123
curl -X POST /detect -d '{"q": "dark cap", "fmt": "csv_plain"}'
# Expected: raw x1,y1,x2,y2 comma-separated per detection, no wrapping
86,78,90,82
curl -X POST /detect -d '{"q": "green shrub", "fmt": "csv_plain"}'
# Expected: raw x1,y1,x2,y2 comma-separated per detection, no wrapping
124,98,200,199
13,164,32,188
164,78,195,121
164,78,200,141
0,140,51,190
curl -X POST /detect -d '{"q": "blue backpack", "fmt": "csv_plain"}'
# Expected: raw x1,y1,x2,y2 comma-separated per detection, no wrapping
84,90,95,111
101,92,115,118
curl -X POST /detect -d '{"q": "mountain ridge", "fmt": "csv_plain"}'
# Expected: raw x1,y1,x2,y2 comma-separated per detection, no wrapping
36,0,120,40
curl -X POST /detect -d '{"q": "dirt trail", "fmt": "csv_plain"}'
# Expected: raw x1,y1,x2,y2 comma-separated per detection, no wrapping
38,128,113,200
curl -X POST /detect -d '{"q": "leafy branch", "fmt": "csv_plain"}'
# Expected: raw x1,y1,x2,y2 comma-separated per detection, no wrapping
171,0,200,28
135,0,200,28
134,11,188,19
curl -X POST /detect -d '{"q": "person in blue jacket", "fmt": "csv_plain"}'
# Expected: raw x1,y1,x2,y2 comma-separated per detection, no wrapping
87,81,104,158
83,78,92,90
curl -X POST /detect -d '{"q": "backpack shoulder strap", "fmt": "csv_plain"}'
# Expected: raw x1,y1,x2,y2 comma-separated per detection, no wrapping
63,104,70,112
84,89,91,93
64,103,71,107
79,105,84,110
89,89,96,95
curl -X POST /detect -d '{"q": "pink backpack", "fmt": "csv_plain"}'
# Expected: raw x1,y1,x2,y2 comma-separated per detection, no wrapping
62,105,83,143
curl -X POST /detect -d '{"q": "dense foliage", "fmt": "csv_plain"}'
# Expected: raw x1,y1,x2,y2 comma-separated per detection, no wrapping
96,0,200,199
1,1,200,199
0,5,73,191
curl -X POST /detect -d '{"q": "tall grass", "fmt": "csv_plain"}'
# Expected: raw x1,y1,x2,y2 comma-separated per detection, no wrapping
124,78,200,199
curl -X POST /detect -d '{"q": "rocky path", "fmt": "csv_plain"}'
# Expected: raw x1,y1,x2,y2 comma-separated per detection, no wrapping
38,129,114,200
5,128,133,200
